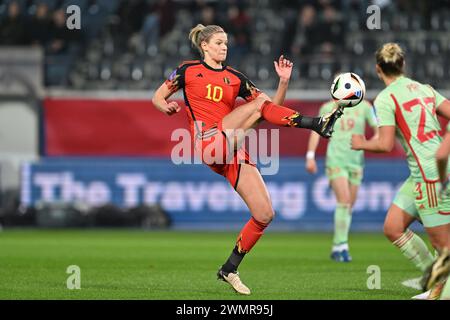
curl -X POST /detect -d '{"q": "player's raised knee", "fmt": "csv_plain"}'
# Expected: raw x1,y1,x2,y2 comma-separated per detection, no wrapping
383,221,403,242
337,202,351,209
254,95,270,113
256,208,275,225
429,236,450,252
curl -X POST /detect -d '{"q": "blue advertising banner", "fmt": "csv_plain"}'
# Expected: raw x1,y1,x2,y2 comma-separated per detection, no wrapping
21,158,414,231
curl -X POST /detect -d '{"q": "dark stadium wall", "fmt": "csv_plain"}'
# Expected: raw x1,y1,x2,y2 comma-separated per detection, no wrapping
42,98,410,157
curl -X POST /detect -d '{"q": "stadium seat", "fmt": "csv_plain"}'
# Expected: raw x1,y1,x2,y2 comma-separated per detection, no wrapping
32,0,58,10
2,0,444,90
426,38,442,56
99,63,112,81
409,14,425,31
96,0,119,14
62,0,88,11
443,11,450,31
0,3,7,22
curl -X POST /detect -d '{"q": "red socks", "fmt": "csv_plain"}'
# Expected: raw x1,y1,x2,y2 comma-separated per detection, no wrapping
236,217,269,253
260,100,300,127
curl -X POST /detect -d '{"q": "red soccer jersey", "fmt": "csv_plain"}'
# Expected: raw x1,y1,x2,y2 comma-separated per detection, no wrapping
164,60,261,136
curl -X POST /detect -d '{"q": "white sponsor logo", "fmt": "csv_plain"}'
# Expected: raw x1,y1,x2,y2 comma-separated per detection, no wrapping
171,124,280,175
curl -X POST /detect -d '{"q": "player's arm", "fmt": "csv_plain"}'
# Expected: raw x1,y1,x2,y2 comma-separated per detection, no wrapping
426,85,450,120
431,87,450,190
371,126,380,139
242,56,293,129
366,103,380,139
436,99,450,120
436,131,450,185
152,65,187,116
305,104,328,174
271,55,293,105
305,131,320,174
354,97,396,152
351,125,395,153
152,82,181,116
434,96,450,186
365,118,380,142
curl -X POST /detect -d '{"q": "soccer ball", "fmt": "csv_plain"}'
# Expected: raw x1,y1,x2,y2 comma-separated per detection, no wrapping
330,72,366,108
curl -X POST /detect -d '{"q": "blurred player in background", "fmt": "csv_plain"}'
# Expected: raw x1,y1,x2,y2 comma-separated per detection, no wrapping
152,24,342,295
306,97,378,262
352,42,450,299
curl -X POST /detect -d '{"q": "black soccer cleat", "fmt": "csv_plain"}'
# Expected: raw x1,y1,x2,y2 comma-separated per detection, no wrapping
317,106,344,139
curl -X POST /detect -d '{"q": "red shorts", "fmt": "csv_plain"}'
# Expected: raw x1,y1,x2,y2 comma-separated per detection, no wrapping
194,120,256,189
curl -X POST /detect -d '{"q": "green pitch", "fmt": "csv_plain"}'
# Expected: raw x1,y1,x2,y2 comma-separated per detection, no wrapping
0,229,427,300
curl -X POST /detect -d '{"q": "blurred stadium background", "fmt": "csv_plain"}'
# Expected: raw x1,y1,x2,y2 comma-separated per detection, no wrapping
1,0,450,232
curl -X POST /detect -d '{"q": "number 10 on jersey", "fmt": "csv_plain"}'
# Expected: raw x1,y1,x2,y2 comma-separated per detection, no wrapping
205,84,223,102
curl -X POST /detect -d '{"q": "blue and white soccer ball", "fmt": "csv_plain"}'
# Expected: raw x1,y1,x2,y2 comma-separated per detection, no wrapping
330,72,366,108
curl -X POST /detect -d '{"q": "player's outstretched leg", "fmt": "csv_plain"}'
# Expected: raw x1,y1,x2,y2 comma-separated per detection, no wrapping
259,100,343,138
221,97,343,139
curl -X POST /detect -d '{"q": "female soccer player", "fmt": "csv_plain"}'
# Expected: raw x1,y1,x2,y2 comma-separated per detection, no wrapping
421,123,450,300
306,98,378,262
352,42,450,299
152,24,342,295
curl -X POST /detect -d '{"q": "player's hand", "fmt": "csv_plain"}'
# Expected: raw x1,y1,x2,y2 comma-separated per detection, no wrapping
306,159,317,174
351,134,365,150
274,55,293,82
163,101,181,116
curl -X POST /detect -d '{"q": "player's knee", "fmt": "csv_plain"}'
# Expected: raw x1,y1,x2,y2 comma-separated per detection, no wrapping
257,207,275,225
257,93,271,103
337,201,351,209
337,193,351,205
254,96,269,114
383,222,403,242
429,236,449,252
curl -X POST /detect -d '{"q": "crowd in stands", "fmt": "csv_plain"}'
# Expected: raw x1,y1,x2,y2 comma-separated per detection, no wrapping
0,0,450,89
0,0,82,54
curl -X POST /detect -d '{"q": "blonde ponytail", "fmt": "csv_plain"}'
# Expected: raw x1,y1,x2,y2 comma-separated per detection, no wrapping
375,42,405,76
188,24,225,57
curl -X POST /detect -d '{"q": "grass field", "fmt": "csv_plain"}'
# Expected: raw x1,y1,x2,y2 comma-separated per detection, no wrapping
0,229,427,300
